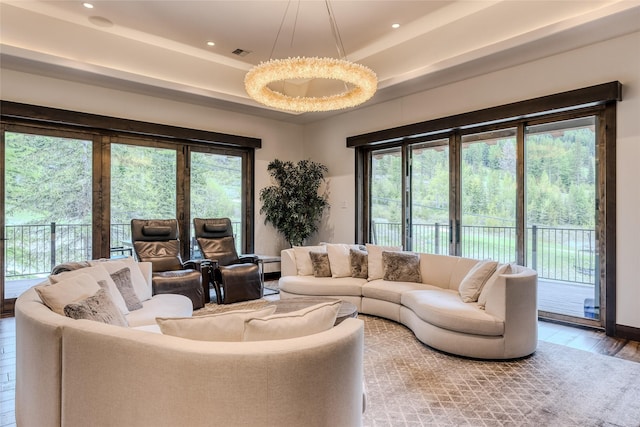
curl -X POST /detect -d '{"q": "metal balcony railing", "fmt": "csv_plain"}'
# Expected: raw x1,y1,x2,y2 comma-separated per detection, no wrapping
371,221,596,285
4,221,241,279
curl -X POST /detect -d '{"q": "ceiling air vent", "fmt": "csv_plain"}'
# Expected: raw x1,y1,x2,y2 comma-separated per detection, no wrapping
232,48,252,57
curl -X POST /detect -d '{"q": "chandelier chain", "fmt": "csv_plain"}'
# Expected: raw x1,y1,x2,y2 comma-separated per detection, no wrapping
268,0,292,60
325,0,347,60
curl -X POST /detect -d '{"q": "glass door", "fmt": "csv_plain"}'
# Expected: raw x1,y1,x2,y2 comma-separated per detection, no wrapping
460,129,517,263
3,130,93,305
190,150,244,258
110,143,177,252
410,140,449,254
525,116,599,321
370,147,403,247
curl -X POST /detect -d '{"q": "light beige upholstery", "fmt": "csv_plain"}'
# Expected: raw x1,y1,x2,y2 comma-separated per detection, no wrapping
15,259,365,427
280,247,538,359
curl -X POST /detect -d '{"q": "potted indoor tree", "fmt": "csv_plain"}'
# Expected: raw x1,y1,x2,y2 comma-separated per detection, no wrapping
260,159,329,247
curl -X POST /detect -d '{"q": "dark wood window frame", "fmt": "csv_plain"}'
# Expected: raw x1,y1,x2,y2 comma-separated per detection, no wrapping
350,82,621,337
1,101,260,316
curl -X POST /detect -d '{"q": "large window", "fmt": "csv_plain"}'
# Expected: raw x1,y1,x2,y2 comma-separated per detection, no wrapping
3,130,93,301
1,102,259,316
352,82,619,332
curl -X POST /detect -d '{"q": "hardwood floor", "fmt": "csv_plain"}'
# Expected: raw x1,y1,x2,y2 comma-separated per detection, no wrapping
1,313,638,427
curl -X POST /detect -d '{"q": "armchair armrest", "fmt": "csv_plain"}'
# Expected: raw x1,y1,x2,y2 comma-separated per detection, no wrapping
237,255,259,264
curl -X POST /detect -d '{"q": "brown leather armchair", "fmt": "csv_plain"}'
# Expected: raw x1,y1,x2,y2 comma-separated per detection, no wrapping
193,218,262,304
130,219,207,309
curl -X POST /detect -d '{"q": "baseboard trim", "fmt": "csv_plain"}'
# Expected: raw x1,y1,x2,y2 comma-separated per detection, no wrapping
616,324,640,341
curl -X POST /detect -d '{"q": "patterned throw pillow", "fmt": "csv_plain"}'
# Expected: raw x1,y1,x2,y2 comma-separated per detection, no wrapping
382,251,421,283
350,248,368,279
64,288,129,327
309,251,332,277
110,267,143,311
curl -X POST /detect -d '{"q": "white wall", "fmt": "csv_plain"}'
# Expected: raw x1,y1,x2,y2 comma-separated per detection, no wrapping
305,31,640,329
0,69,305,258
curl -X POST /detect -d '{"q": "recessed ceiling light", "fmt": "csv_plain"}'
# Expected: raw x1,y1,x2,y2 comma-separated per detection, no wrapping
206,41,215,47
391,23,400,29
83,2,94,9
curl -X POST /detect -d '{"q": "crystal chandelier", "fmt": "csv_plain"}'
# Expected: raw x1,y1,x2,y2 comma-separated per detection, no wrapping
244,1,377,112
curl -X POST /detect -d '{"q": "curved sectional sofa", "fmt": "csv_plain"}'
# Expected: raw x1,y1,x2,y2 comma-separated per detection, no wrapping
15,259,364,427
279,245,539,360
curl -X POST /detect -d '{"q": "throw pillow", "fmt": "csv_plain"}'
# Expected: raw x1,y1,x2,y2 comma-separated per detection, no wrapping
110,267,143,311
382,251,421,283
309,251,332,277
326,243,361,278
63,288,129,327
477,263,513,309
292,245,326,276
243,300,341,341
49,265,130,315
459,259,499,303
35,273,101,315
156,306,277,341
365,244,402,281
90,257,151,301
350,248,368,279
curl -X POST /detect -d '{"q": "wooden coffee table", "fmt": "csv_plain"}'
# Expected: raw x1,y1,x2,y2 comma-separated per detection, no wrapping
268,297,358,325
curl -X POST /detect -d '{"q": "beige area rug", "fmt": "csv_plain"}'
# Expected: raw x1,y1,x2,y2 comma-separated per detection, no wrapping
193,302,640,426
363,315,640,427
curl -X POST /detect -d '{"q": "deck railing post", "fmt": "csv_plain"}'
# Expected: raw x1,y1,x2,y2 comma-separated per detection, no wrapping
531,225,538,272
434,223,440,254
50,222,56,272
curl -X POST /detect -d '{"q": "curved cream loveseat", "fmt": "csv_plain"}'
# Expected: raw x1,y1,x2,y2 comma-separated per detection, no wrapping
15,260,364,427
279,245,538,360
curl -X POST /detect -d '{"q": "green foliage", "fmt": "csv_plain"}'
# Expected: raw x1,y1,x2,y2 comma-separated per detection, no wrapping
5,134,243,228
370,126,596,230
5,132,92,225
259,159,329,247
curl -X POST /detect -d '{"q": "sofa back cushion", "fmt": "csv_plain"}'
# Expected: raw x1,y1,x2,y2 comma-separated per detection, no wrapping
35,273,101,315
243,300,340,341
418,254,481,290
292,245,326,276
157,306,277,341
366,244,402,281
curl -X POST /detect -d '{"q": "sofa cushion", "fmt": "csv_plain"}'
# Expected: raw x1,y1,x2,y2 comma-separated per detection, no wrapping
49,265,130,315
309,251,332,277
157,306,277,341
350,248,368,279
326,243,360,278
243,300,340,341
366,244,402,281
478,263,513,309
382,251,421,283
402,290,504,336
35,273,101,315
63,288,129,327
458,260,498,302
90,257,151,301
293,245,326,276
279,275,365,297
125,293,193,327
362,280,439,304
